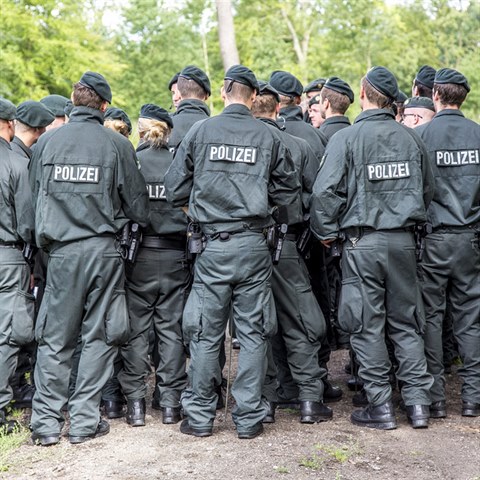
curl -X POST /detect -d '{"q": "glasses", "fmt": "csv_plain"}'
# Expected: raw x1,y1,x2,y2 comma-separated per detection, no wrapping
403,113,423,119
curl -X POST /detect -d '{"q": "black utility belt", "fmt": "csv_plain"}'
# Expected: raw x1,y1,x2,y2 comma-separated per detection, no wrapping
433,225,478,234
0,242,23,249
284,233,298,241
141,236,186,250
344,226,414,237
206,229,266,241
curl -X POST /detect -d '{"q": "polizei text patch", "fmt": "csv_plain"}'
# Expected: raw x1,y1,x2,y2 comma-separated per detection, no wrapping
367,161,411,181
53,165,100,183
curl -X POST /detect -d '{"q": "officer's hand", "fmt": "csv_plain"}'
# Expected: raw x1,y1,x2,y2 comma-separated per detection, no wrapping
321,238,336,247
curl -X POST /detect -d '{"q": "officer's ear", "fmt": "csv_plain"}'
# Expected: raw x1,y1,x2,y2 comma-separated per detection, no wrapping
100,101,109,113
275,103,280,115
294,96,302,106
220,86,226,102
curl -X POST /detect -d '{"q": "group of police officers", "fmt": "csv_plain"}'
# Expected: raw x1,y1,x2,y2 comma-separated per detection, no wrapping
0,61,478,445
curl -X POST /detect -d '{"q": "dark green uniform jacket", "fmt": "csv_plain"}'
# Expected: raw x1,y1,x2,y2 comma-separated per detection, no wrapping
136,142,188,235
11,136,32,166
165,104,301,234
319,116,351,141
311,109,435,240
0,138,35,244
168,99,210,152
416,109,480,228
278,106,328,162
29,107,150,249
259,117,318,217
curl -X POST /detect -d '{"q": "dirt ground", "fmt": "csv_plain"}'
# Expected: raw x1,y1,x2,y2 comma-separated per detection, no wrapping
2,348,479,480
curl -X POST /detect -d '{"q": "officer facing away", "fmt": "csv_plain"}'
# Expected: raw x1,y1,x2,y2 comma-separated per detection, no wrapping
165,64,300,439
310,66,435,430
0,98,36,434
416,68,480,418
29,71,150,446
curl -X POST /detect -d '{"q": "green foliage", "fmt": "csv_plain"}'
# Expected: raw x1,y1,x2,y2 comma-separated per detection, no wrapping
300,439,361,471
0,0,478,120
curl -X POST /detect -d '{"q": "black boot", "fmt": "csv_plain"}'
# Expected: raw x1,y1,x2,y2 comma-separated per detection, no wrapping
11,383,35,409
300,401,333,423
462,402,480,417
162,407,182,424
103,400,125,419
351,401,397,430
352,388,368,407
126,399,146,427
0,409,19,435
323,379,343,403
406,405,429,428
430,400,447,419
263,401,277,424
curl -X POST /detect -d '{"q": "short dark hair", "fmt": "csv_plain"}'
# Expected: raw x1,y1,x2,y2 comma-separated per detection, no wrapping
177,77,208,100
278,94,297,108
251,94,277,117
413,80,433,99
321,88,351,115
362,77,392,109
223,80,253,102
72,83,104,109
433,83,467,108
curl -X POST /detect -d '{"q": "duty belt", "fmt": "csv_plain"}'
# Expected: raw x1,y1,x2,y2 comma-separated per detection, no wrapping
432,224,479,234
0,241,23,250
344,226,414,238
206,229,266,241
141,235,186,250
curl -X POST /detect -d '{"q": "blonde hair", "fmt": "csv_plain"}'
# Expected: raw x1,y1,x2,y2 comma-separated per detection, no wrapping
137,117,171,149
104,119,130,138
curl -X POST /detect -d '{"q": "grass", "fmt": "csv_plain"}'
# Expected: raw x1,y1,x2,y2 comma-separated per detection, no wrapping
299,438,361,471
274,466,290,474
0,422,30,472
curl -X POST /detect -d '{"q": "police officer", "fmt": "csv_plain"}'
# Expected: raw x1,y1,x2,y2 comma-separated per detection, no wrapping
114,104,190,426
269,70,340,403
11,101,55,165
311,66,434,430
318,77,354,140
103,107,132,138
40,94,69,130
165,65,300,439
402,97,436,129
168,65,211,151
168,72,181,111
252,82,333,424
8,100,54,411
0,98,36,434
29,71,149,446
303,78,326,124
416,68,480,418
412,65,436,99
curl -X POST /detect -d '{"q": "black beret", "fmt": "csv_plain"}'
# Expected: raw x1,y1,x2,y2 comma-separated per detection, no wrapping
225,65,259,93
324,77,354,103
404,96,435,112
64,100,74,117
308,94,322,107
105,107,132,134
434,67,470,93
258,81,280,103
139,104,174,128
179,65,211,96
168,72,180,90
269,70,303,97
0,97,16,121
40,94,69,117
79,71,112,103
16,100,55,128
415,65,436,89
365,66,399,101
396,90,408,103
304,78,326,94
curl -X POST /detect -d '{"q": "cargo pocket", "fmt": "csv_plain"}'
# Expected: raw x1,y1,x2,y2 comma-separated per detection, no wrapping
296,285,326,341
337,277,363,334
8,290,35,346
104,288,130,346
413,281,426,335
35,288,50,343
182,284,204,342
261,282,277,339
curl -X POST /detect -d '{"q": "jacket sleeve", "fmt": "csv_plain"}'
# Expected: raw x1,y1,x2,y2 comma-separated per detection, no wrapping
268,137,302,224
300,142,320,213
13,162,35,244
310,133,349,240
164,126,197,208
117,141,150,227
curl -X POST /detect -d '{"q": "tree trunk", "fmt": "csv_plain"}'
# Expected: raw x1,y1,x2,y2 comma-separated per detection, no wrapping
215,0,240,71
